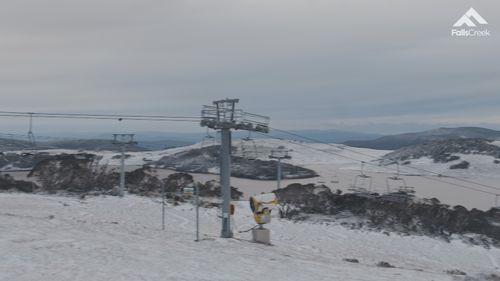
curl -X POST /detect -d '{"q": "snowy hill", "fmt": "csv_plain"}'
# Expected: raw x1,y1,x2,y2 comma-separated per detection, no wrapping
2,193,500,281
154,145,317,180
344,127,500,150
2,138,500,210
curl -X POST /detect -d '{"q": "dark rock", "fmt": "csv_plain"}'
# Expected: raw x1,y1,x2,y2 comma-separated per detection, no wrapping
445,269,466,276
376,261,395,268
0,152,53,170
482,274,500,281
124,168,243,200
198,180,243,200
344,127,500,150
383,138,500,163
450,161,470,169
433,154,460,163
163,172,194,193
24,154,244,201
154,145,317,180
275,183,500,244
343,258,359,263
111,154,132,159
0,173,38,193
28,153,117,193
124,167,163,196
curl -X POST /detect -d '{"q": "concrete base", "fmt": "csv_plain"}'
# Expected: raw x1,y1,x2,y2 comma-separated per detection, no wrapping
251,228,271,245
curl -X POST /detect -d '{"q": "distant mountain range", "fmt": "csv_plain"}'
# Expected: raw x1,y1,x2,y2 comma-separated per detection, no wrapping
0,129,381,151
0,138,145,152
106,129,381,144
343,127,500,150
4,127,500,152
382,138,500,163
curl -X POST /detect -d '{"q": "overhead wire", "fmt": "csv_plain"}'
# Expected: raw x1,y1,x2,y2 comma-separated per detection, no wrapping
1,109,497,196
0,111,201,122
256,129,500,196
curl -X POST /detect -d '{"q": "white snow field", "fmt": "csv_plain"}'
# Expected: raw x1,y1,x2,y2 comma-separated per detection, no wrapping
1,193,500,281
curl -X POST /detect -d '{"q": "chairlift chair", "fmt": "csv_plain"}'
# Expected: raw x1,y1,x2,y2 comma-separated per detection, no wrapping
200,128,215,148
350,162,373,193
385,162,407,193
352,174,372,192
241,131,259,160
330,169,340,184
397,185,415,195
386,176,407,193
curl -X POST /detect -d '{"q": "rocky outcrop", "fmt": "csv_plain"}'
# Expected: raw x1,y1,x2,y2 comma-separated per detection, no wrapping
275,183,500,244
0,173,38,193
197,180,242,200
28,153,116,194
383,138,500,163
124,167,163,196
0,137,149,152
154,145,317,180
450,161,470,169
0,152,53,171
25,154,243,200
344,127,500,150
126,171,241,199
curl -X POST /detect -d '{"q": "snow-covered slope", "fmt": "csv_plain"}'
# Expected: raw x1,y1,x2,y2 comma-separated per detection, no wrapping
8,139,498,179
1,193,499,281
5,139,500,210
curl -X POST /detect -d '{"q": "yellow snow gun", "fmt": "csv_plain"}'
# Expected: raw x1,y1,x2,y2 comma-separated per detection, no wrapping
249,193,278,225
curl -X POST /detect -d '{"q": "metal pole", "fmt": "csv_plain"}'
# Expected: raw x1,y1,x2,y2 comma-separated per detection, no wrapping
277,158,282,189
201,99,269,238
195,182,199,241
27,113,36,146
161,179,165,230
119,145,125,197
220,128,232,238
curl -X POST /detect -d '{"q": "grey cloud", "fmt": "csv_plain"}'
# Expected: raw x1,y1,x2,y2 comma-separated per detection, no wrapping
0,0,499,135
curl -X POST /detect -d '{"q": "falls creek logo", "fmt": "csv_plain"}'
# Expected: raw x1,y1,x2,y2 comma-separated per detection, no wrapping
451,8,491,37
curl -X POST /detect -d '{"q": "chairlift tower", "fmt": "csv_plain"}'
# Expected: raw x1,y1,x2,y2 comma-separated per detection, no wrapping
269,147,292,190
201,99,269,238
27,113,36,147
112,134,138,197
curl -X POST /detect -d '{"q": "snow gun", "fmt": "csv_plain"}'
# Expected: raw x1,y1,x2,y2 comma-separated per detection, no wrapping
249,193,278,225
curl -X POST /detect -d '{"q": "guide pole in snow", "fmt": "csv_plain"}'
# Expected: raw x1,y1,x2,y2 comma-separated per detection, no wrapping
201,99,269,238
120,146,125,196
161,179,166,230
277,158,281,189
195,182,200,241
112,134,137,197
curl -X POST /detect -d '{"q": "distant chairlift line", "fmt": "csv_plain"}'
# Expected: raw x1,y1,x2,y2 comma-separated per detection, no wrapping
350,162,373,193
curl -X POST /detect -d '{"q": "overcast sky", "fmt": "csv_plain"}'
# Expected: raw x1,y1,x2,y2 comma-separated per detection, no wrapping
1,0,499,136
